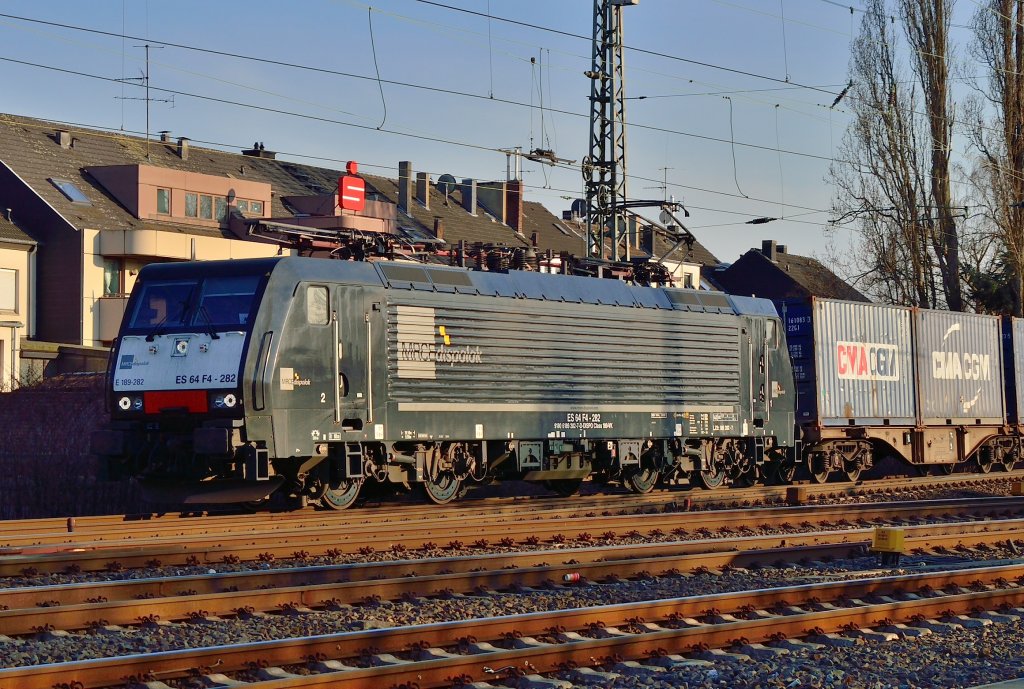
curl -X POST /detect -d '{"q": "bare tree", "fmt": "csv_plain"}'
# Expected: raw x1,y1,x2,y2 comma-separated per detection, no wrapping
902,0,962,311
966,0,1024,315
831,0,963,308
831,0,939,306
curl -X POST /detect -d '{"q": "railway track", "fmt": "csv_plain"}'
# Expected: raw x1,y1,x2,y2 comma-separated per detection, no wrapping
2,495,1023,576
2,512,1024,637
1,469,1018,549
4,561,1024,689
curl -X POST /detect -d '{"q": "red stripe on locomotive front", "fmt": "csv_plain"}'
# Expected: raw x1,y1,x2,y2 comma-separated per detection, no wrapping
143,390,209,414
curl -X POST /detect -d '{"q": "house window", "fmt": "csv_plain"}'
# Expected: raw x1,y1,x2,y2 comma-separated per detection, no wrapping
215,197,227,221
250,200,264,215
102,258,122,296
683,272,694,289
156,188,170,214
236,199,250,213
49,178,91,205
185,193,198,218
0,269,15,311
199,194,213,219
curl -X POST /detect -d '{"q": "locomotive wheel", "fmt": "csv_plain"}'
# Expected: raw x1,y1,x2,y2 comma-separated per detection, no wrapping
545,479,584,497
624,468,659,494
843,466,862,483
773,460,796,485
320,478,362,511
1003,459,1017,472
977,457,994,474
421,471,463,504
695,466,726,489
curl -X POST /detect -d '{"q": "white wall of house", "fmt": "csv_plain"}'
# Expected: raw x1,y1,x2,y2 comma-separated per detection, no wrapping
0,244,32,389
82,228,282,346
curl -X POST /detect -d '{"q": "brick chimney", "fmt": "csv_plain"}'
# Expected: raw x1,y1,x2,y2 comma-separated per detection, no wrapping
761,239,778,261
398,161,413,214
56,130,72,149
177,137,190,160
416,171,430,210
506,180,524,232
433,217,444,241
459,178,477,216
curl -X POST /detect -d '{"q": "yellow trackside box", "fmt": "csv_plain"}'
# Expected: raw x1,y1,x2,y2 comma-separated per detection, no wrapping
872,527,905,554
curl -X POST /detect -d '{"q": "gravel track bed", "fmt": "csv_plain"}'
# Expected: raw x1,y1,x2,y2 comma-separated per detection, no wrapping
556,620,1024,689
2,547,1021,670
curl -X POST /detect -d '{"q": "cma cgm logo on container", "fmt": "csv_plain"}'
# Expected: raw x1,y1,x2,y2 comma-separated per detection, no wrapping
835,341,900,381
931,323,991,381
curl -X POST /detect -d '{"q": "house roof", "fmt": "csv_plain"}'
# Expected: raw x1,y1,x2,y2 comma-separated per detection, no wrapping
0,214,34,245
0,112,721,276
0,113,572,251
716,246,869,302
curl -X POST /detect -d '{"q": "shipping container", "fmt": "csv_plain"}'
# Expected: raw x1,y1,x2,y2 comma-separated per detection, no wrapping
1003,317,1024,424
914,310,1004,424
780,298,915,426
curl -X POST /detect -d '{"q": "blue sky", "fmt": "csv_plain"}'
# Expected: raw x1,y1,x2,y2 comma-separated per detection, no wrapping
0,1,976,264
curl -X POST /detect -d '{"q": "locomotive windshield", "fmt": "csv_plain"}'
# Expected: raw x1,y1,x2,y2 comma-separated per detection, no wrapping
127,274,262,332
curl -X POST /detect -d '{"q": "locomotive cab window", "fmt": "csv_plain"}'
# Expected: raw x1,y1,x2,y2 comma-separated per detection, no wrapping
196,275,261,327
129,280,197,328
307,286,329,325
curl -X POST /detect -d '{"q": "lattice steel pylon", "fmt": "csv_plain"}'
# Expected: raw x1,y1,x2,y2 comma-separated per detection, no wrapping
584,0,637,261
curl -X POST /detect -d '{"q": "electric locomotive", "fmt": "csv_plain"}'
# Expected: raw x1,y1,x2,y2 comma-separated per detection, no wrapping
92,256,796,508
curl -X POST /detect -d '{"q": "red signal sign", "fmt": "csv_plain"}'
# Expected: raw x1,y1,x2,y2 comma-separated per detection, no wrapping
339,174,365,212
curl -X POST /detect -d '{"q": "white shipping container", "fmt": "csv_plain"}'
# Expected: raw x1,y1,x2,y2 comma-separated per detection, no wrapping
914,310,1004,423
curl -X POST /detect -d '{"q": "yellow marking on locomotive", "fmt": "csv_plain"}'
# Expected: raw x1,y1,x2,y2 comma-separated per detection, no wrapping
438,325,451,346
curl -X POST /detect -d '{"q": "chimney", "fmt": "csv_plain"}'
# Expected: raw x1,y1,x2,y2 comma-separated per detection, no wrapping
640,226,654,255
777,244,787,255
761,239,778,261
506,179,524,232
177,137,190,160
530,231,538,247
241,142,276,159
398,161,413,214
433,217,444,241
3,208,11,222
416,171,431,210
159,131,172,143
56,130,71,149
460,178,477,215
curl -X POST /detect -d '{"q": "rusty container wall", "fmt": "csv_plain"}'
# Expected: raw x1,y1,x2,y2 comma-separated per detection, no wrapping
782,298,915,426
913,310,1005,424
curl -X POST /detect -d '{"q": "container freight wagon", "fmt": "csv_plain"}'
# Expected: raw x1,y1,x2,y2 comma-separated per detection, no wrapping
780,297,1013,477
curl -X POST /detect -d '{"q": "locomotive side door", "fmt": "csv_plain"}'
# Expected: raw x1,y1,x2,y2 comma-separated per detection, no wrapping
748,317,772,425
333,285,373,430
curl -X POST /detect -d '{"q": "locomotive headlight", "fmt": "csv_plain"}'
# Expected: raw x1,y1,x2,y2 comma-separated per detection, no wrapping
118,396,132,410
222,393,237,408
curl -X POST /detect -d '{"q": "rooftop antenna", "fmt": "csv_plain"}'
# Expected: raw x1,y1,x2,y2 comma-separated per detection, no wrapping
116,44,174,160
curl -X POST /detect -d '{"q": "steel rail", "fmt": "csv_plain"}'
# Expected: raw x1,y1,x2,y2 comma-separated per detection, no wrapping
0,470,1018,546
2,497,1022,576
3,519,1024,636
3,564,1024,689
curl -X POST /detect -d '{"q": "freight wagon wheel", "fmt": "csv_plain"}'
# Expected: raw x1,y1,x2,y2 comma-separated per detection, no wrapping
808,453,830,484
320,478,362,511
421,471,463,504
624,468,659,494
545,479,584,497
842,465,862,483
1002,458,1017,472
977,457,994,474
